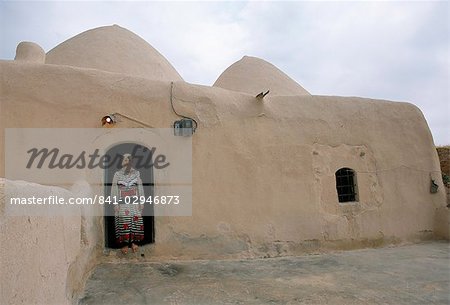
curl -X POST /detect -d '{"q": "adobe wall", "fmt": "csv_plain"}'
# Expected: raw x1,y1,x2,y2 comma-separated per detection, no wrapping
0,179,101,305
0,60,447,264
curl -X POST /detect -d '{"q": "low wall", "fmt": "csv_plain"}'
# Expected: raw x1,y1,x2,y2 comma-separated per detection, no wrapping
0,179,101,305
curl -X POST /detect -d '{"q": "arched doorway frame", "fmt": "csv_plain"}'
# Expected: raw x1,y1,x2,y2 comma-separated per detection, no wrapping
103,142,155,248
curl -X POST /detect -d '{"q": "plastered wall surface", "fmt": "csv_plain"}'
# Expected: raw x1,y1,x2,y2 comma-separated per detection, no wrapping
1,59,446,255
0,179,100,305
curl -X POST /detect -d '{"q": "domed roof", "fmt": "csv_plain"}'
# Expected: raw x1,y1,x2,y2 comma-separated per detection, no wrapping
15,41,46,63
46,25,183,81
213,56,309,96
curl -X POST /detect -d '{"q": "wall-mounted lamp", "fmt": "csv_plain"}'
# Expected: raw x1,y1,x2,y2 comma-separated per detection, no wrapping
101,114,117,127
101,112,154,128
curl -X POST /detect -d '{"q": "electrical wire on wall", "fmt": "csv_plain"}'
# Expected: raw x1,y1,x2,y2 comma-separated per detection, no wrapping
170,81,198,132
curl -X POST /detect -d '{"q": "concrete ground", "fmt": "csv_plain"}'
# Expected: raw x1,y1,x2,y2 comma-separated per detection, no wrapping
79,242,449,305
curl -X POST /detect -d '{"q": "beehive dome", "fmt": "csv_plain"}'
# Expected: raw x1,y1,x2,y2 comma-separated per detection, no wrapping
46,25,183,81
213,56,309,96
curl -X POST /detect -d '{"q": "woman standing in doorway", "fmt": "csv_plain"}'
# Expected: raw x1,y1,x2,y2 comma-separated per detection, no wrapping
111,153,145,254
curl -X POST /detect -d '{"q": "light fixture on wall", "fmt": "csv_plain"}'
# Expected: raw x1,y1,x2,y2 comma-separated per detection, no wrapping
101,114,117,127
101,113,154,128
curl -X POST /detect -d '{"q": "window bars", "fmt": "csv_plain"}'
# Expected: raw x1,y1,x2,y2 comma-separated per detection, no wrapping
335,168,358,203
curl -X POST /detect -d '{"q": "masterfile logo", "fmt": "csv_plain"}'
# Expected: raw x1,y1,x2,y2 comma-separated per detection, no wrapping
5,128,192,217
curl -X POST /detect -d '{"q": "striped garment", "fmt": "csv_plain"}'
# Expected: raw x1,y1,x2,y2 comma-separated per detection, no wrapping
111,168,145,246
114,204,144,244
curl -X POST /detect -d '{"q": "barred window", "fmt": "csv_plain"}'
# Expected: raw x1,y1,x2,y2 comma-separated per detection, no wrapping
335,168,358,203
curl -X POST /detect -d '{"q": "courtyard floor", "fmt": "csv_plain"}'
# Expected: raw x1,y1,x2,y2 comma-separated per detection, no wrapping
79,241,449,305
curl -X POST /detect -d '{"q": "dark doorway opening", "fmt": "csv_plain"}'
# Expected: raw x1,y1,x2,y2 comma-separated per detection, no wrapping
104,143,155,248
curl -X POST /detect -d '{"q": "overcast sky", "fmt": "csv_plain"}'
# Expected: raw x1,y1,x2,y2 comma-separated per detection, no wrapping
1,1,448,145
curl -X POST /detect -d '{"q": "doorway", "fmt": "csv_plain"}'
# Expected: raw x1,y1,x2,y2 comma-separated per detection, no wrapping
104,143,155,248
